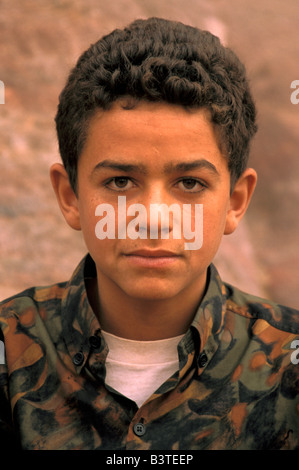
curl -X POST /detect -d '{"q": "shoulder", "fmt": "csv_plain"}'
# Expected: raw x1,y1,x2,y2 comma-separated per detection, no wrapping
0,255,89,319
223,281,299,335
0,282,69,366
0,282,67,321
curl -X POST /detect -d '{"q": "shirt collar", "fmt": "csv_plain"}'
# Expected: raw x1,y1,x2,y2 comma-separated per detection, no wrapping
175,264,227,377
61,254,227,375
61,254,101,372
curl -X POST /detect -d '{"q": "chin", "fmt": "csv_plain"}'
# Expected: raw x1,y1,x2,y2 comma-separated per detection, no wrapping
121,280,183,302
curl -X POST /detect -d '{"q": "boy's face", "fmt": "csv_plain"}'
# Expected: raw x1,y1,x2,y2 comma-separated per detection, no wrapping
55,100,255,303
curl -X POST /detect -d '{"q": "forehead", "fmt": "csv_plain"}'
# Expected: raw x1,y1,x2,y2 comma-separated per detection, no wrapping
79,100,228,173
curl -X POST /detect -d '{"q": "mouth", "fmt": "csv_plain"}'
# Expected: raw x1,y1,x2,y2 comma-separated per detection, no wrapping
126,249,179,257
123,249,181,268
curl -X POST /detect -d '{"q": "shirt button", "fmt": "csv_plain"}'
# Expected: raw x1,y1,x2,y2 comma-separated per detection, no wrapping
89,335,101,349
72,351,84,366
198,351,208,368
133,422,146,436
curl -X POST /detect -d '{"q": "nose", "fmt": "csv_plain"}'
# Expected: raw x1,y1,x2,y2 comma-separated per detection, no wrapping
140,185,179,239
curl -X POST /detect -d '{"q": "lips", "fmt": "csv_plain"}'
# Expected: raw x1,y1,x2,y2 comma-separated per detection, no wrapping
125,249,179,257
123,248,181,268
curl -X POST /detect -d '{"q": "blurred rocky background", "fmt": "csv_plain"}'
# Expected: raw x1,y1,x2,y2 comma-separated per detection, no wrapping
0,0,298,308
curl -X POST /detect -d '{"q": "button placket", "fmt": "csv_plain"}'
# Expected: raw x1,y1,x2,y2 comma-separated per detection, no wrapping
197,351,208,368
89,334,102,349
72,351,85,367
133,422,146,436
86,331,108,381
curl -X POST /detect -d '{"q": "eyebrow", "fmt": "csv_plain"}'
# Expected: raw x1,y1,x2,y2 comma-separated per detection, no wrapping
164,159,220,175
91,160,148,175
91,158,219,176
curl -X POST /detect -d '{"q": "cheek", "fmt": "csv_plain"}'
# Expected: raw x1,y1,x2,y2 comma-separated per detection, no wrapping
85,236,118,268
202,205,228,248
78,201,120,263
78,201,105,252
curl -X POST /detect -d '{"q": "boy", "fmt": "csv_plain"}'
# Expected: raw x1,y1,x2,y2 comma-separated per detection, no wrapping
0,17,298,450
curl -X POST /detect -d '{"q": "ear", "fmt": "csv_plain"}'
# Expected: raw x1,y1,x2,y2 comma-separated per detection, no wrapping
224,168,257,235
50,163,81,231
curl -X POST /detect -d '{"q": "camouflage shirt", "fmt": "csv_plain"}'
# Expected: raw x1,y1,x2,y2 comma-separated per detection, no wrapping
0,254,298,450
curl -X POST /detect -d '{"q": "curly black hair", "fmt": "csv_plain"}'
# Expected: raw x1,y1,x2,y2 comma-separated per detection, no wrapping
55,17,257,193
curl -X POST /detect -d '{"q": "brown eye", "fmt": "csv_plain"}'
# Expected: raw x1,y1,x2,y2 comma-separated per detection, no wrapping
178,178,205,192
114,177,129,188
105,177,134,192
182,179,197,189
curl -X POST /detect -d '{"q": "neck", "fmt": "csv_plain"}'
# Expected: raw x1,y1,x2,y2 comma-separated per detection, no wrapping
87,271,207,341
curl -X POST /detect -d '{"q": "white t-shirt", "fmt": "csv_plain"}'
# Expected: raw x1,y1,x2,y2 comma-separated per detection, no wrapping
101,330,184,408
